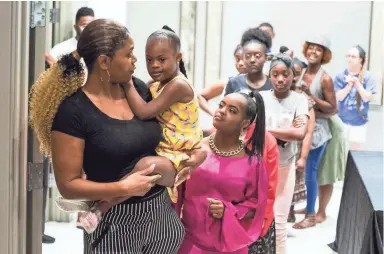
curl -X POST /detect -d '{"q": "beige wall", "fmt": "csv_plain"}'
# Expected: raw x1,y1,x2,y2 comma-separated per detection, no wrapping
55,2,383,104
0,3,13,252
0,2,29,254
368,2,384,105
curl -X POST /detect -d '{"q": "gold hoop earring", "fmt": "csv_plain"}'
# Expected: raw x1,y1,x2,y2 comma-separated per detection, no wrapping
107,70,111,83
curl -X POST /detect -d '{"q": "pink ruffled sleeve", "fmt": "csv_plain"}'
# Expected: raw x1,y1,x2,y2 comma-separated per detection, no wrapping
205,160,269,252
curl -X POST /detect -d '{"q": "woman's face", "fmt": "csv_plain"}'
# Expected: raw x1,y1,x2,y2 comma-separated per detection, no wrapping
145,38,180,82
234,49,246,74
108,35,137,83
305,43,324,65
346,47,362,71
270,63,294,93
213,93,250,134
292,64,303,91
243,42,266,74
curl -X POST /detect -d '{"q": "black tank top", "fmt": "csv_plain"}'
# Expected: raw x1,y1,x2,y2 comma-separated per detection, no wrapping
224,74,273,96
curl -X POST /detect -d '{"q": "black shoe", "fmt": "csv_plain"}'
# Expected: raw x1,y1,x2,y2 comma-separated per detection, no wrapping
42,234,55,244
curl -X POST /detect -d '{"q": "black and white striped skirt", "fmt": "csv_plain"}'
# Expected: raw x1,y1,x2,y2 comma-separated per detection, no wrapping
83,190,185,254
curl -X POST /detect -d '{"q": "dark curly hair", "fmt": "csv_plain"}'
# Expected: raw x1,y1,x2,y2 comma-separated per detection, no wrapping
234,44,242,56
147,25,188,78
258,22,274,32
240,27,272,51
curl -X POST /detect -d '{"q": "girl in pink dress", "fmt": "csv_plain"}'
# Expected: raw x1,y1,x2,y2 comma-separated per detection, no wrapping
176,91,269,254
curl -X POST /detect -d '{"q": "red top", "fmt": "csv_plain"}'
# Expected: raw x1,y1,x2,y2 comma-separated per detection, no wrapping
245,125,279,237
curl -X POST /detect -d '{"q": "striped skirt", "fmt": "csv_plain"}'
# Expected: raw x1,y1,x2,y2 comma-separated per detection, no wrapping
83,190,185,254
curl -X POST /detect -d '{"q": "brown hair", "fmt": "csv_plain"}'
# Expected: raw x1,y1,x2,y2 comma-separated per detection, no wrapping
29,19,130,156
355,45,367,119
302,42,332,65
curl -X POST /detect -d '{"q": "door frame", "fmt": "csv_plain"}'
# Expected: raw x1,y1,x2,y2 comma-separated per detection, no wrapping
0,2,30,254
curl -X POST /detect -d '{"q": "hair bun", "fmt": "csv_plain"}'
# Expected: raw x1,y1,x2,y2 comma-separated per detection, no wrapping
162,25,175,33
58,53,84,78
279,46,289,53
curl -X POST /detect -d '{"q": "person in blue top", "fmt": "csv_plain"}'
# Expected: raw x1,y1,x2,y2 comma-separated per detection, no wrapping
334,45,376,150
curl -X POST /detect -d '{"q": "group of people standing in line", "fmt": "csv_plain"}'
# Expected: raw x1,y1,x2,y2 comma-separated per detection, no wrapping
30,6,376,254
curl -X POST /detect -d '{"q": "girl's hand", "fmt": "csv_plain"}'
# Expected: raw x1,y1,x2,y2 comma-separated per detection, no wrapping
207,198,225,219
292,116,306,128
175,148,208,185
296,157,306,172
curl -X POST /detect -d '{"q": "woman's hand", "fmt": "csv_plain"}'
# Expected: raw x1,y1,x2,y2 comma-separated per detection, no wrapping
351,76,363,88
296,157,306,172
119,164,161,197
207,198,225,219
345,75,355,85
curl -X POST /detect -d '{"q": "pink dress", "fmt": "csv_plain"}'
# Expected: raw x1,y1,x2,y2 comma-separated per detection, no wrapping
176,152,269,254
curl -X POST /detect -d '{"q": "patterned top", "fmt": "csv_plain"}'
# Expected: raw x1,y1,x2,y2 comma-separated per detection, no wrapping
149,76,203,169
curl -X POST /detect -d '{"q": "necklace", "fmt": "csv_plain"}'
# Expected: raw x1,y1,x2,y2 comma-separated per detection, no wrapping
209,134,244,157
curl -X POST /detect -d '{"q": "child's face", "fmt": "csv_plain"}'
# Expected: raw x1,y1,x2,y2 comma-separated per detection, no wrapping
145,38,180,82
270,64,293,94
292,64,303,89
234,49,246,74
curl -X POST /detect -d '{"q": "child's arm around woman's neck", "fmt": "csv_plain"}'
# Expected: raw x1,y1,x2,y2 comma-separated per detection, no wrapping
123,78,194,120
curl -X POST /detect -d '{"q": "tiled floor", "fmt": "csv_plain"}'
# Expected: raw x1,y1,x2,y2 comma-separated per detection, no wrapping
42,181,342,254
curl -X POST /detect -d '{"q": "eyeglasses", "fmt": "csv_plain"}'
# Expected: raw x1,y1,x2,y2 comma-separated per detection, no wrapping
346,54,359,59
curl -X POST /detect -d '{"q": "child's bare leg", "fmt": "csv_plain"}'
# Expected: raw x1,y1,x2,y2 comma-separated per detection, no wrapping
132,156,177,187
94,156,177,213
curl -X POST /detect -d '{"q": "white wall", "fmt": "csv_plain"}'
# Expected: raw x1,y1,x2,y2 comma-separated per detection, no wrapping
221,1,372,80
126,1,181,81
88,0,127,25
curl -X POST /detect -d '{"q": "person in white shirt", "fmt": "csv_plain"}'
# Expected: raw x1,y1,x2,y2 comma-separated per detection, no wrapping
45,7,95,66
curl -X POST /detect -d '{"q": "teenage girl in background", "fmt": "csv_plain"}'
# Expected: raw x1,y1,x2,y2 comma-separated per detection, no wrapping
198,45,246,134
